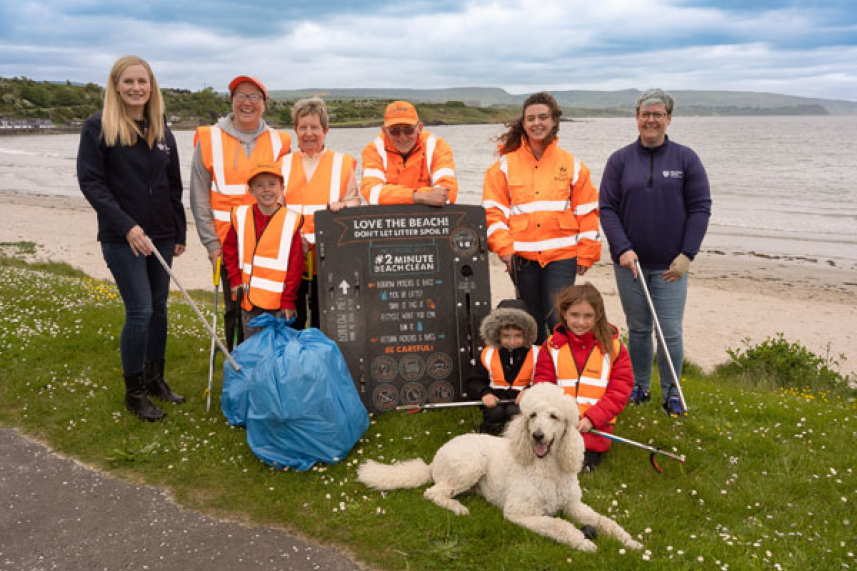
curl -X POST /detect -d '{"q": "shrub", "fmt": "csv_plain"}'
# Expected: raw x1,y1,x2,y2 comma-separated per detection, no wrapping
719,333,853,393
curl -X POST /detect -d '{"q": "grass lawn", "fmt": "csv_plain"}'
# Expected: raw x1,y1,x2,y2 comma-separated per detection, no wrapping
1,256,855,570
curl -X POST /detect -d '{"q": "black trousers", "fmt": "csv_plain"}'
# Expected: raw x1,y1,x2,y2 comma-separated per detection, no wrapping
220,264,244,350
481,402,521,435
294,276,319,330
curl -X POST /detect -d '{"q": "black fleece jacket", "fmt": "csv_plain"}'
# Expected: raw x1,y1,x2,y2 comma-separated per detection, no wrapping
77,113,186,244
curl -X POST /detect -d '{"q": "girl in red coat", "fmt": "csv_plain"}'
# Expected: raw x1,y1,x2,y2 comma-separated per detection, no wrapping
533,283,633,471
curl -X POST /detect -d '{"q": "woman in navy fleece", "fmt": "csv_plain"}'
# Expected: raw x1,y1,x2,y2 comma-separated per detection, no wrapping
598,89,712,416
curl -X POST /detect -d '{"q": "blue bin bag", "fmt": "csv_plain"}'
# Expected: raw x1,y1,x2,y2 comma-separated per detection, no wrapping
221,313,287,427
245,325,369,472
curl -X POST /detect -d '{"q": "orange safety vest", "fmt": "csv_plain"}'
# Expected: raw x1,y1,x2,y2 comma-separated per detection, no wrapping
481,346,540,391
195,125,291,245
282,149,357,247
482,138,601,267
231,205,302,311
360,131,457,205
547,337,621,423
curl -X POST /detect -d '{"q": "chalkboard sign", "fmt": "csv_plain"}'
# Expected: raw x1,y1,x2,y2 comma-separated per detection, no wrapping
315,205,492,413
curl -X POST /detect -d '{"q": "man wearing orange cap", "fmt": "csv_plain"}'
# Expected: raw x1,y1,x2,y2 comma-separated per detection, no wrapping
190,75,292,349
360,100,457,207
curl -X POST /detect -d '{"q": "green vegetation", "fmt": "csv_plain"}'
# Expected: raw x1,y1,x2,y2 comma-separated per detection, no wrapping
1,256,855,570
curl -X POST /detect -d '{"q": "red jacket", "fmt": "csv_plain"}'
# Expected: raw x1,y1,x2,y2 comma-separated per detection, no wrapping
223,204,304,310
533,325,633,452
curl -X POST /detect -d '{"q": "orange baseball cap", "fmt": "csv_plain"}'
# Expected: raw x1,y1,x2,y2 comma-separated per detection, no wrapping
229,75,268,100
246,160,283,184
384,100,419,126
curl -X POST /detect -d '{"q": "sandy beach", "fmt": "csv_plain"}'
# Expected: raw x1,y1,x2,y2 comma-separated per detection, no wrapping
2,190,856,377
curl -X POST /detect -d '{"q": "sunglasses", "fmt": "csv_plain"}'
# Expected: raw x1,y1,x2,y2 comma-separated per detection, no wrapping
387,125,417,137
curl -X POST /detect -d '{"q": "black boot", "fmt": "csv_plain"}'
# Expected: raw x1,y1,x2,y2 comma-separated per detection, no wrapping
124,373,165,422
144,360,186,404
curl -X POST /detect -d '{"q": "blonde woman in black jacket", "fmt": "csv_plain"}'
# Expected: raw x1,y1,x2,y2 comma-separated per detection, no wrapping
77,55,187,421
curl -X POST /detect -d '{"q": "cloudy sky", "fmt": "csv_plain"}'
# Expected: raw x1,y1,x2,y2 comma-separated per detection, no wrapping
2,0,856,101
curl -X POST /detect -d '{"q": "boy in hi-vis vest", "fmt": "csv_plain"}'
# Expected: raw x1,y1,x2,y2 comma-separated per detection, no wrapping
223,160,304,340
466,299,540,435
533,283,633,471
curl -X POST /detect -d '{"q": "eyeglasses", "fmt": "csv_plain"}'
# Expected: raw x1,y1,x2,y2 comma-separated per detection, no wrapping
387,125,417,137
234,93,264,103
639,111,668,120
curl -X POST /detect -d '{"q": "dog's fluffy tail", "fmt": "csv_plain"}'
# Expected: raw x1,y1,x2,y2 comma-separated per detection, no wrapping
357,459,432,490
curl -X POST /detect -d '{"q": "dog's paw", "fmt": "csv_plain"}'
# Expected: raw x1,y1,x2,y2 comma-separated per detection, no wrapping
626,539,644,551
577,539,597,553
452,505,470,516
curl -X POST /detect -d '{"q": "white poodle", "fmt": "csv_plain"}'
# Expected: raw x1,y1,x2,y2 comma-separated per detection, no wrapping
357,383,643,552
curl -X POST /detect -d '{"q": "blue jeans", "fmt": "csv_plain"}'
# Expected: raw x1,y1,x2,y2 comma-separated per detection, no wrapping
613,264,687,399
513,256,578,345
101,239,174,375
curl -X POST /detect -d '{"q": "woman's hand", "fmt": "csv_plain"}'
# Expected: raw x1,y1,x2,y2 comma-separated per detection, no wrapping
500,254,514,274
618,250,639,279
174,244,186,257
125,225,152,257
481,393,499,408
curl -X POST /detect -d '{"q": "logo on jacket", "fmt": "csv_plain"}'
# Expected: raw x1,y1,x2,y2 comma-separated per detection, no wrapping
157,142,170,154
554,165,569,182
662,170,683,179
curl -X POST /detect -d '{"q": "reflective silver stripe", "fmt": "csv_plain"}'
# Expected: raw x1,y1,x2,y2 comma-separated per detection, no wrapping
252,208,300,272
511,200,570,215
431,167,455,184
483,347,496,385
248,275,285,294
235,204,250,273
305,234,316,245
575,201,598,216
301,204,329,215
576,396,599,405
482,200,511,218
329,152,344,203
486,222,509,237
268,128,282,158
362,168,386,181
374,137,387,170
281,152,294,184
556,378,577,388
514,235,580,252
572,157,580,186
579,375,609,388
212,210,232,222
425,135,436,176
499,156,508,178
210,126,246,196
578,230,600,241
369,184,383,205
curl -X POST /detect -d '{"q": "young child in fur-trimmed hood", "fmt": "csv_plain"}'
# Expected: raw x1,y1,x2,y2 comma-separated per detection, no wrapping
533,283,633,471
466,299,540,435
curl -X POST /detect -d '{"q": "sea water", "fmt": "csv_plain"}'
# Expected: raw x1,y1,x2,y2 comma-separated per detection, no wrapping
1,116,855,269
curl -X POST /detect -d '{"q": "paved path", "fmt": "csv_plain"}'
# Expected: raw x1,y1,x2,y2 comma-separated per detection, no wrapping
0,428,364,571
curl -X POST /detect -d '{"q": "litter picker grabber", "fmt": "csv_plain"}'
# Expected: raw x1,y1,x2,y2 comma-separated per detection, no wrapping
634,259,688,414
590,428,686,473
204,257,222,412
397,399,516,413
146,237,240,373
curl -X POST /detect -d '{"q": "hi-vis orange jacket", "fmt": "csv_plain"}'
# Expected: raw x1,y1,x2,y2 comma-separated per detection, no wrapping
547,336,621,423
481,345,540,391
282,149,357,248
231,204,302,311
482,138,601,267
195,126,291,245
360,131,457,205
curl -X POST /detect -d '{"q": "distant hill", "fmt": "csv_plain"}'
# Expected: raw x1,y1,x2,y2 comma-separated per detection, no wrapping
269,87,857,116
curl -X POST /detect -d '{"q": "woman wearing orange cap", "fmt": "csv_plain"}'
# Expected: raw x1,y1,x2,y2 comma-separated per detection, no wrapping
77,55,187,422
482,92,601,345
